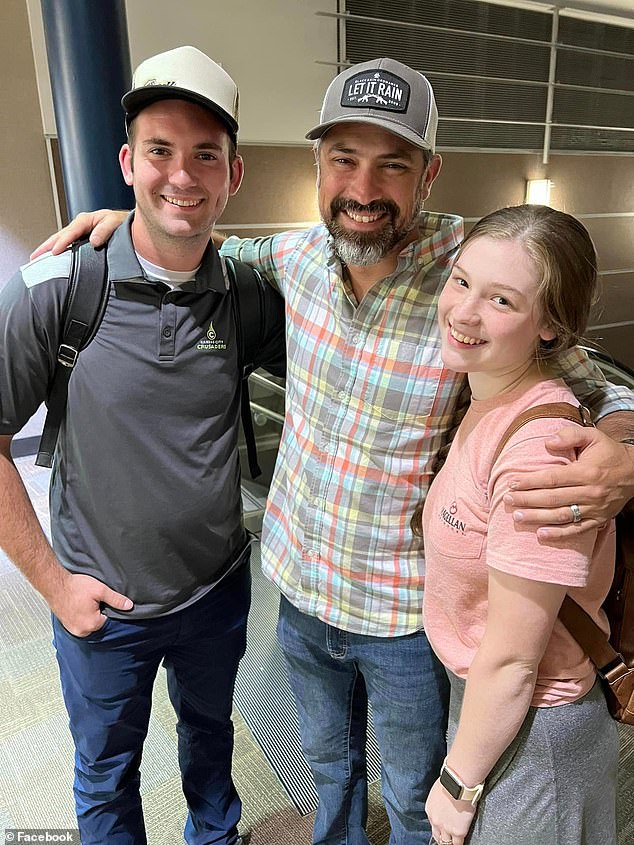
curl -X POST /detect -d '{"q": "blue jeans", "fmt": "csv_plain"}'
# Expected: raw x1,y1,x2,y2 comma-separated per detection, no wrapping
277,597,449,845
52,560,251,845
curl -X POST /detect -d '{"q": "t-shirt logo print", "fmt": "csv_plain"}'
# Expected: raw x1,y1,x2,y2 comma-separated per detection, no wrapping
440,500,466,534
207,321,217,341
341,70,410,113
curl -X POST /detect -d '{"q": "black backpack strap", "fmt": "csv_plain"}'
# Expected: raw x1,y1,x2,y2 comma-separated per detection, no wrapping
223,255,266,479
36,241,109,468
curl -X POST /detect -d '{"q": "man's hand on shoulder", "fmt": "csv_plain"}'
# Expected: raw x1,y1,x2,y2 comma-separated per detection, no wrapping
30,209,130,260
503,424,634,540
50,571,133,637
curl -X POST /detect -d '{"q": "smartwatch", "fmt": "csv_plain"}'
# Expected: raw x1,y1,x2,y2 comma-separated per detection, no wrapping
439,760,485,806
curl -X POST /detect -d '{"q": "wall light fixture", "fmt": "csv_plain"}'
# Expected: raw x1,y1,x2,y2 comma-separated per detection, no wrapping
525,179,552,205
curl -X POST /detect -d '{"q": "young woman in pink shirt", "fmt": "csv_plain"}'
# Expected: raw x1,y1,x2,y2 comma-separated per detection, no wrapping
414,204,619,845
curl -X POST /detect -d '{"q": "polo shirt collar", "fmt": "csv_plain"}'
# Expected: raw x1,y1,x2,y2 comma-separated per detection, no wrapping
106,212,226,294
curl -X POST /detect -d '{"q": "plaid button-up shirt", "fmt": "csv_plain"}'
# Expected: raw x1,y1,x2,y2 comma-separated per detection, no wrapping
222,212,631,637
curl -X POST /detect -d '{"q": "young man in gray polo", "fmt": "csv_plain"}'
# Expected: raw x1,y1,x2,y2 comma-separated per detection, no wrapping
0,46,284,845
33,57,634,845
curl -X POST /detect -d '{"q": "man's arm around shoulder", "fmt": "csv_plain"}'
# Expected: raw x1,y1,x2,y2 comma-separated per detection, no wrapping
504,411,634,538
503,346,634,538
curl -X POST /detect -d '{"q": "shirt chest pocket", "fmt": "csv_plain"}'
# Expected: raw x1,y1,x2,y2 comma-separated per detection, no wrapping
359,338,443,423
426,469,487,561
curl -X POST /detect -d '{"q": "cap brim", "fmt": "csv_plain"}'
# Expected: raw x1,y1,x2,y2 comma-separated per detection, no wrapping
122,85,238,137
305,114,433,152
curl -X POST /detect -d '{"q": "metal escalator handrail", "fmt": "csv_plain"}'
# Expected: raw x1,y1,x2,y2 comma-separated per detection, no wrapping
249,402,285,426
580,346,634,389
249,371,286,397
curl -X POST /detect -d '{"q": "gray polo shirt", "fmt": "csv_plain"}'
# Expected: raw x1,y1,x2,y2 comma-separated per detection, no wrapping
0,217,285,618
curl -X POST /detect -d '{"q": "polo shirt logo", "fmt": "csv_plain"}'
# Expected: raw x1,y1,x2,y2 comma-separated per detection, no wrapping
197,319,227,351
341,70,410,112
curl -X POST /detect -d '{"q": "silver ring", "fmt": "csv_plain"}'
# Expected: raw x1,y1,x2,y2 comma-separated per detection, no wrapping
569,503,582,524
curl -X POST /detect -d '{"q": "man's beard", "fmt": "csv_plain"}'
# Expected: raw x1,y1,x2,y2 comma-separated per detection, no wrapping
324,193,421,267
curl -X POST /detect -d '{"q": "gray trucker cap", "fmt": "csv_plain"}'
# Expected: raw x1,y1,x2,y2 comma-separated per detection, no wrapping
306,57,438,153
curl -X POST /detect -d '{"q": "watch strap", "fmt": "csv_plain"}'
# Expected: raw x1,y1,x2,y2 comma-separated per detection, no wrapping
439,761,485,806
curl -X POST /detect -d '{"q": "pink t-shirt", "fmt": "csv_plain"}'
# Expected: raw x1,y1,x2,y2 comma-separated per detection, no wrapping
422,379,615,706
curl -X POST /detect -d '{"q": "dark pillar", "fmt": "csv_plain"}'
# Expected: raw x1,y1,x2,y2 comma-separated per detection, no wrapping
40,0,134,217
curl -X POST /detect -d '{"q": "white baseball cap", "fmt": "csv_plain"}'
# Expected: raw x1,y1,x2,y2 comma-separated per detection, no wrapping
122,46,239,143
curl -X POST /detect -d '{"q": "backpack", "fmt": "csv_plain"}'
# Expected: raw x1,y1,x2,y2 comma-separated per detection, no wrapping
493,401,634,725
36,239,280,479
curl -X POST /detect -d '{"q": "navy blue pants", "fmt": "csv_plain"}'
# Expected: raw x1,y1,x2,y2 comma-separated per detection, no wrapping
52,561,251,845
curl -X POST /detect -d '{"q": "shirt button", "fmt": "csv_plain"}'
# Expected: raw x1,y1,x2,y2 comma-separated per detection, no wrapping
351,334,361,344
162,327,172,338
337,390,346,400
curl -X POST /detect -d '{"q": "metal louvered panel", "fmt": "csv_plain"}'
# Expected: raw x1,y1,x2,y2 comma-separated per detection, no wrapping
550,126,634,152
428,76,548,123
338,0,634,155
437,120,545,150
553,88,634,130
558,15,634,54
345,20,551,82
556,50,634,92
346,0,552,41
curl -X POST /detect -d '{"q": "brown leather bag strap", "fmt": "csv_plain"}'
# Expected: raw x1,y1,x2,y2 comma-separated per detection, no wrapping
491,402,592,466
492,401,624,675
558,595,621,673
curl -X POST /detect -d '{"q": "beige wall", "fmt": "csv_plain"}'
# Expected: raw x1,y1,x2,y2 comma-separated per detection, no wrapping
124,0,338,146
1,0,57,275
26,0,339,144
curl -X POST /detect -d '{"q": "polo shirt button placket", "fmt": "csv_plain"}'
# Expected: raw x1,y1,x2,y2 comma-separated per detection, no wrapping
159,302,177,359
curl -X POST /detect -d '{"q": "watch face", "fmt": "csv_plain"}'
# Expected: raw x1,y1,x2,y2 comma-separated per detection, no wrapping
440,766,462,800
